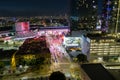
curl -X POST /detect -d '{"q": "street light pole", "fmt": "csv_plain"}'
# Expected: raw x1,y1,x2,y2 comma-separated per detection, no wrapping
115,0,120,33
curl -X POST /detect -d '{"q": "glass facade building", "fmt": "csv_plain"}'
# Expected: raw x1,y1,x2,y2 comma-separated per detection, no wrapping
89,36,120,62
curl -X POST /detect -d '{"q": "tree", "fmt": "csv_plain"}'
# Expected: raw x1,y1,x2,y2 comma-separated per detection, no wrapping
0,62,5,69
36,57,45,65
49,71,66,80
0,62,5,74
76,54,88,63
31,57,45,71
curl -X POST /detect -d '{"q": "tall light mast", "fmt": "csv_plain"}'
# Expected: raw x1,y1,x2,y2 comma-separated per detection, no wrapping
115,0,120,33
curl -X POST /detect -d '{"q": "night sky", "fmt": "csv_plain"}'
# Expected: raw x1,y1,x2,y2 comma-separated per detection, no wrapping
0,0,69,16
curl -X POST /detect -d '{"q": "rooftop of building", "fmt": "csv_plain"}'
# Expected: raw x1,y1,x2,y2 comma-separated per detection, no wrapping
81,63,115,80
86,33,116,39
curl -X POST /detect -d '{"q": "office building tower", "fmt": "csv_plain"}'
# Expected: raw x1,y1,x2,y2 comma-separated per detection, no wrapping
97,0,120,34
70,0,97,30
100,0,113,33
70,0,97,17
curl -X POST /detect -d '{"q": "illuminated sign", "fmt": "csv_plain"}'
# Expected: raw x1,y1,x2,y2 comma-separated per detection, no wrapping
15,22,30,32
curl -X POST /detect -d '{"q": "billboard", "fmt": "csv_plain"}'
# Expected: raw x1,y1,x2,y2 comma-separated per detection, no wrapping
15,22,30,32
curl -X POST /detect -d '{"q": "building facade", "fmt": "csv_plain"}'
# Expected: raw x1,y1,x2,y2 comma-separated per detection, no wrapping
97,0,120,34
70,0,97,30
89,35,120,63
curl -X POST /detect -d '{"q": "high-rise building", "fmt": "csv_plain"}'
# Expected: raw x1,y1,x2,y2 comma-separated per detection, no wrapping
97,0,120,34
70,0,97,17
70,0,97,31
70,0,86,16
101,0,120,34
97,0,103,15
97,0,112,33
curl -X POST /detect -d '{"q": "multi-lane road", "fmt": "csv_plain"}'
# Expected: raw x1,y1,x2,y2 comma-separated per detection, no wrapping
47,35,81,79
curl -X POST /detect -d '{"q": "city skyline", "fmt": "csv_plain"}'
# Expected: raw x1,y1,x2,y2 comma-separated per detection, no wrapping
0,0,120,80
